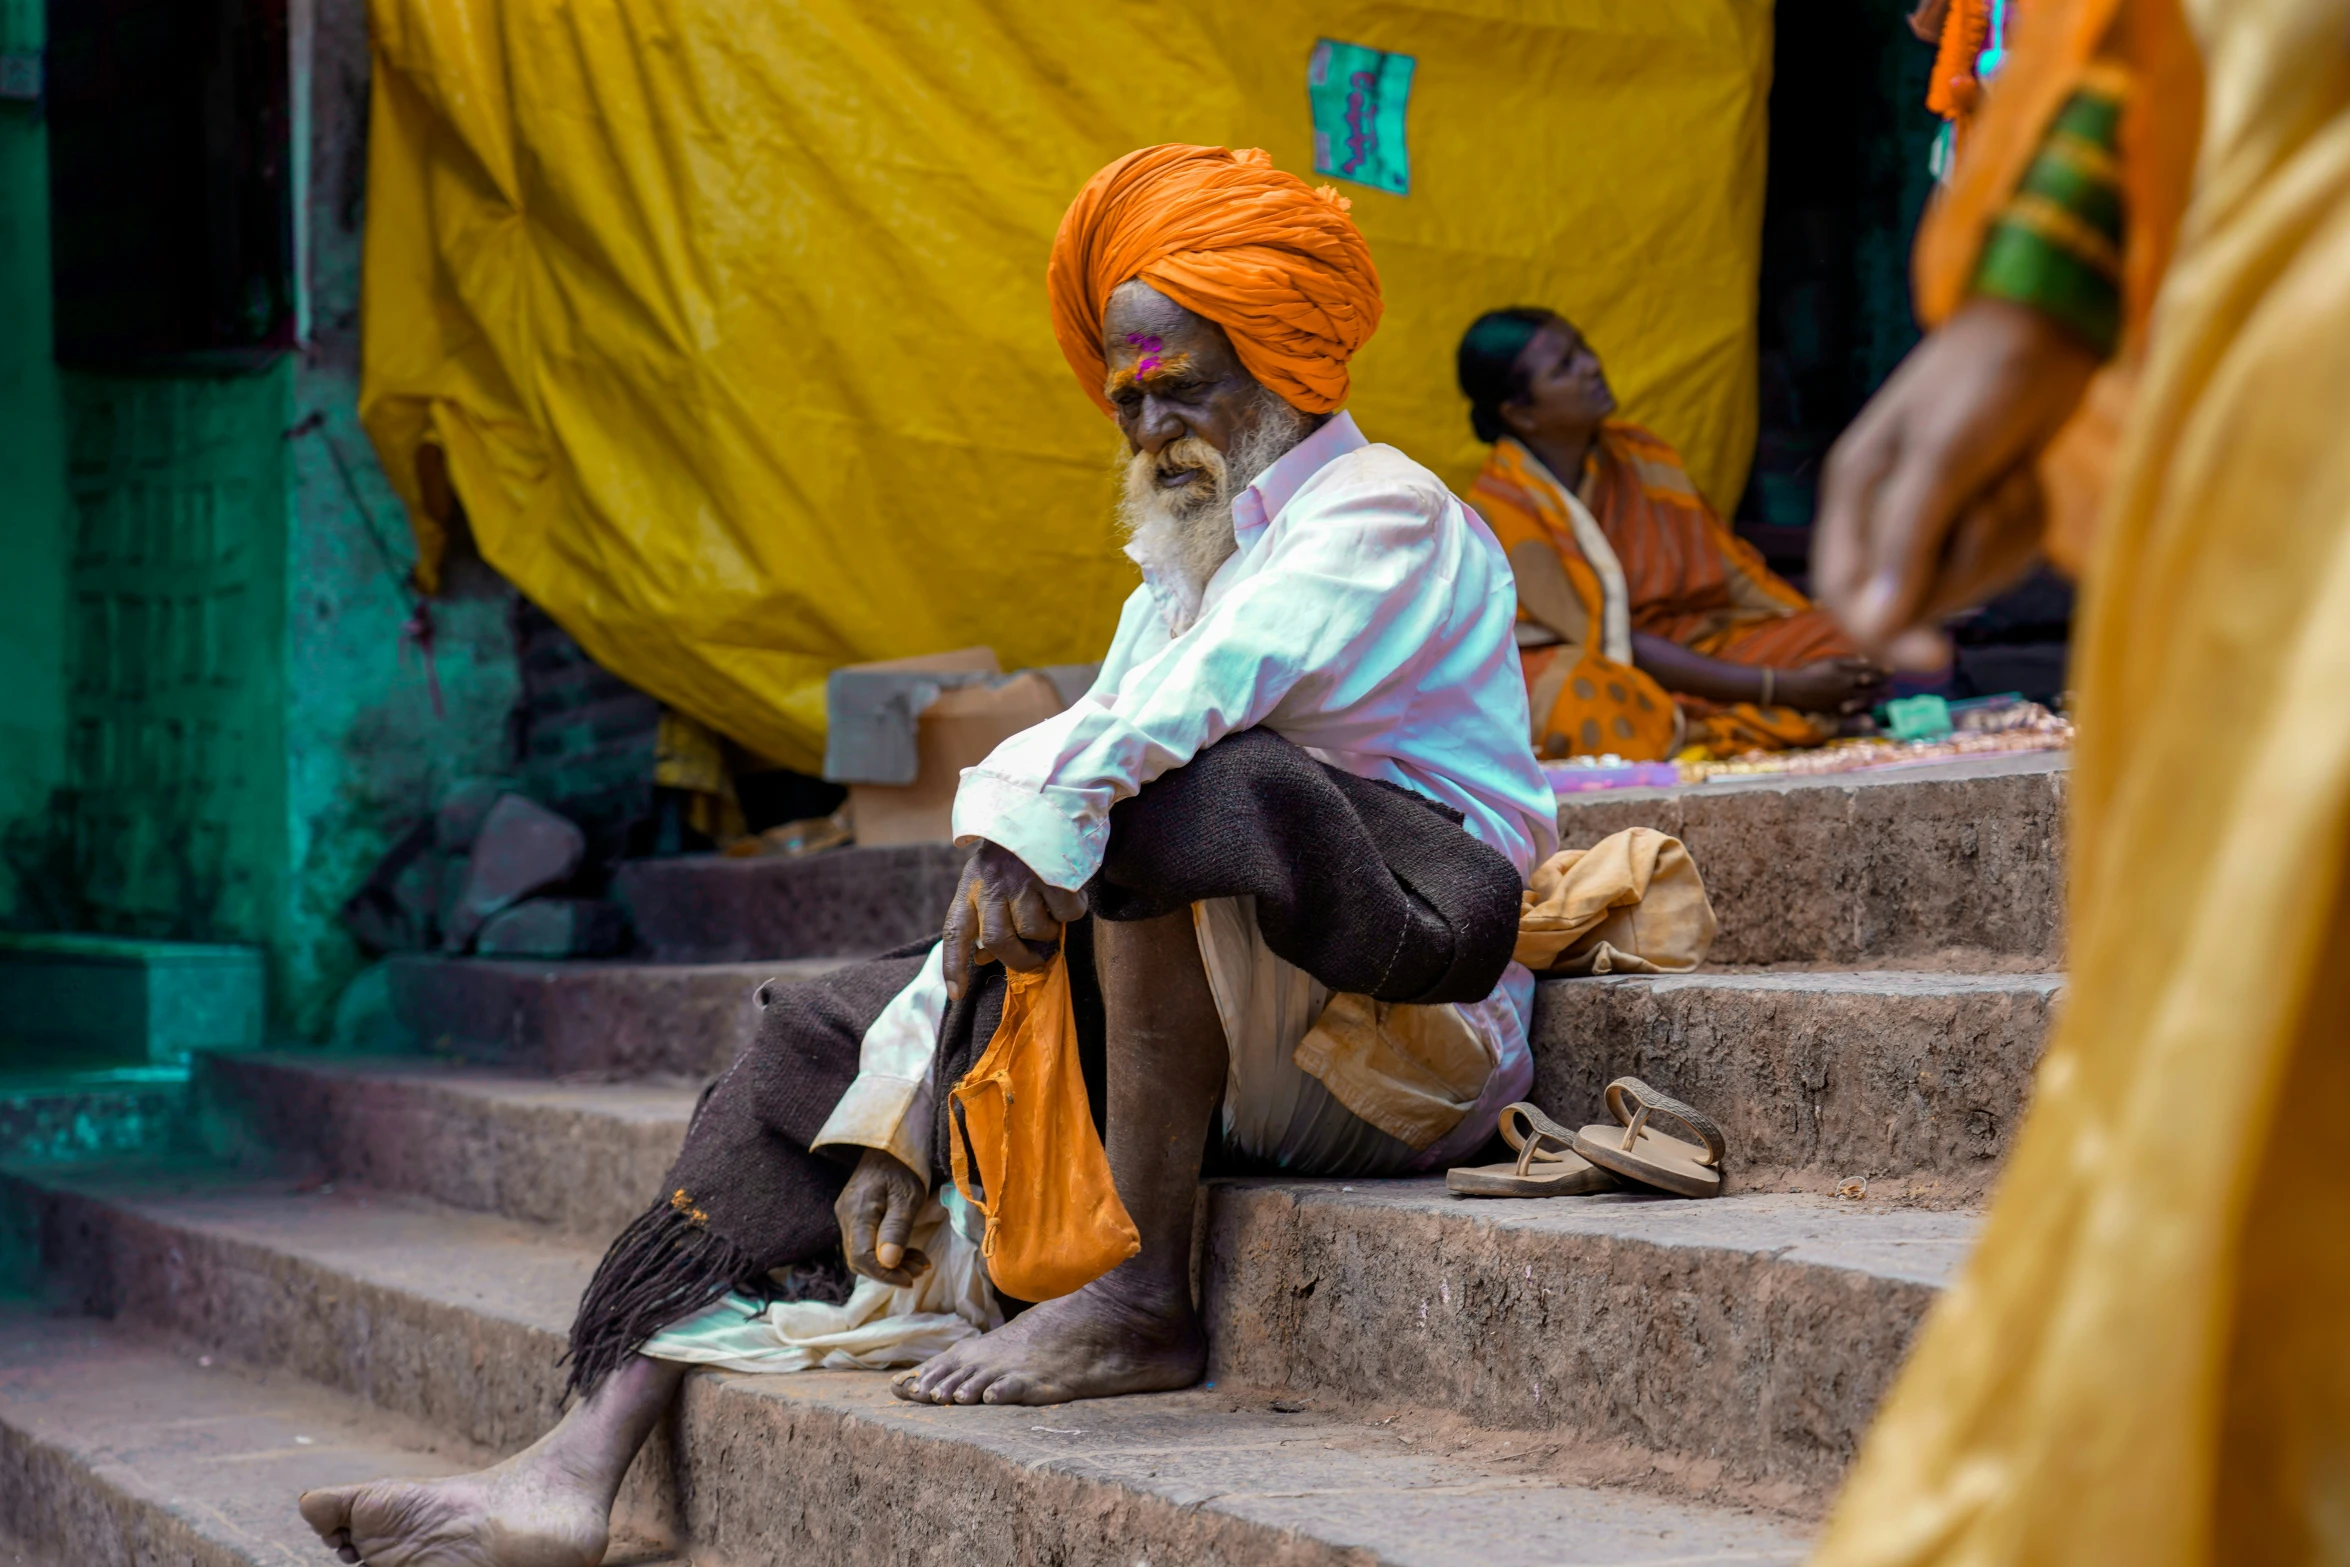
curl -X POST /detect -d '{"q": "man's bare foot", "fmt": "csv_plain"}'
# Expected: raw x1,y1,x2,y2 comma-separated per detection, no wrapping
890,1275,1205,1406
297,1451,608,1567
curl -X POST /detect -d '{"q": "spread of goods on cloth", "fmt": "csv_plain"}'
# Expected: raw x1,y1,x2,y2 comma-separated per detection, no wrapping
1545,692,2071,794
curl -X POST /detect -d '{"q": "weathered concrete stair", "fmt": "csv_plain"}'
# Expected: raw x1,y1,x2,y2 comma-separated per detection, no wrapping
384,954,846,1076
0,1307,518,1567
198,1049,1983,1499
1533,970,2061,1203
385,754,2068,1078
1555,752,2066,967
384,839,969,1073
613,840,969,963
217,956,2061,1235
1,1169,1825,1562
0,752,2068,1561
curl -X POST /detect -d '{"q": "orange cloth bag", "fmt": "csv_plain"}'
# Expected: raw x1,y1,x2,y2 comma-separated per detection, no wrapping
948,949,1140,1302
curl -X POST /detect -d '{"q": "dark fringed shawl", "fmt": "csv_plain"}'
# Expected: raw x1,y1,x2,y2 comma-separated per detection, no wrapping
1086,727,1523,1004
562,945,932,1397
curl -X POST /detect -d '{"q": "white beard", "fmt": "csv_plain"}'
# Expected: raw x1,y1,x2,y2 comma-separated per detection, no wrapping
1116,388,1316,633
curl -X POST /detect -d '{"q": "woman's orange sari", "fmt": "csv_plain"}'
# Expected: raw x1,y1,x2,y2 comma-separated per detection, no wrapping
1469,426,1857,757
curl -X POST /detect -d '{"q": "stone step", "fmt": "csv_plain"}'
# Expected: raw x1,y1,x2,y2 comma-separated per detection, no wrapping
606,755,2064,971
297,962,2053,1221
0,1308,495,1567
0,1066,193,1167
3,1162,1968,1507
0,1308,690,1566
194,1054,703,1240
1533,969,2062,1204
1207,1182,1968,1503
0,1306,1806,1567
382,953,846,1076
613,841,969,963
1554,752,2067,967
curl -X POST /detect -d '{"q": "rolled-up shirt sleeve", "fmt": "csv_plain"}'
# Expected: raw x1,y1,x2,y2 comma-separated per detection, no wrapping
811,944,951,1178
951,472,1459,891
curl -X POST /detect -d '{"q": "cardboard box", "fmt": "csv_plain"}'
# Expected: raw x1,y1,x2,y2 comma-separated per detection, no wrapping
850,670,1067,846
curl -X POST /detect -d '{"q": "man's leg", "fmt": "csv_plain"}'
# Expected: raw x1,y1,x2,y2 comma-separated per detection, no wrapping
298,1353,685,1566
894,907,1227,1405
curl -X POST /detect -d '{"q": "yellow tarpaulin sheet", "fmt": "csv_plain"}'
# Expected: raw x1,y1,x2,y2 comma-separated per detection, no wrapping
361,0,1770,771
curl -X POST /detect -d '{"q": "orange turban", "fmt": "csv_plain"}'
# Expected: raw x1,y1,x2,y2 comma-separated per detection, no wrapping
1047,145,1384,417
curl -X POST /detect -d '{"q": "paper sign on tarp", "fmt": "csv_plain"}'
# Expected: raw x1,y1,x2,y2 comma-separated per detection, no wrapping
360,0,1771,771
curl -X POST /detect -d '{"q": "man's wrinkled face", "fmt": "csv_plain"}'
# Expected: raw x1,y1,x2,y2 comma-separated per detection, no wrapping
1508,318,1617,436
1102,281,1274,470
1101,281,1315,622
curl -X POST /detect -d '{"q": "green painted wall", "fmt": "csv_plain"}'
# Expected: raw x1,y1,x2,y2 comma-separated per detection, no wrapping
0,0,519,1040
276,0,519,1038
0,0,69,933
54,366,294,949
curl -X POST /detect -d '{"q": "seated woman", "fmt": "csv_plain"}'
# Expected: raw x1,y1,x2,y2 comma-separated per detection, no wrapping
1456,307,1886,759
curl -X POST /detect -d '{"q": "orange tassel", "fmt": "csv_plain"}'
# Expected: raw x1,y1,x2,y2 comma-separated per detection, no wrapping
1926,0,1992,120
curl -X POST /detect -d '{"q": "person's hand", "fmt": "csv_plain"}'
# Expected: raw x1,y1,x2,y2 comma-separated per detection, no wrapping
1771,656,1889,716
941,840,1087,1002
1814,297,2102,670
835,1147,931,1286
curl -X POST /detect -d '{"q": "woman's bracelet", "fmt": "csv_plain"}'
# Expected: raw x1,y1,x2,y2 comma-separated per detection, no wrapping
1758,667,1776,707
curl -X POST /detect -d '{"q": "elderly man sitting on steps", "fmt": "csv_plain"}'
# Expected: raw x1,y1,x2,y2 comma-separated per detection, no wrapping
298,143,1556,1567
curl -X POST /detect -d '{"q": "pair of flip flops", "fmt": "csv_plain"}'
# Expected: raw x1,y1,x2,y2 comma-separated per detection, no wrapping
1446,1078,1725,1200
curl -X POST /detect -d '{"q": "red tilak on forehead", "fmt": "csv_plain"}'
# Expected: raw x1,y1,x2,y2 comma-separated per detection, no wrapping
1124,332,1166,376
1107,336,1194,397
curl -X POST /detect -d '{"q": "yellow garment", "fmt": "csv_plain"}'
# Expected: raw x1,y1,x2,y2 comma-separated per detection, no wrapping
652,710,747,845
359,0,1771,769
1814,0,2350,1560
1513,828,1718,975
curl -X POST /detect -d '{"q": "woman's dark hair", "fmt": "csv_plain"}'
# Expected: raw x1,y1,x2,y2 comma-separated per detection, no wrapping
1457,307,1557,443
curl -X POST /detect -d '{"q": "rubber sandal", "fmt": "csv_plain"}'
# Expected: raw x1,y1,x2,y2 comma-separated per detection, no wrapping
1572,1077,1726,1198
1447,1102,1622,1198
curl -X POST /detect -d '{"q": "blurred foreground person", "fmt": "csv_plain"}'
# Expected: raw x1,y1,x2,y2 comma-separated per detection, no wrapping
1811,0,2350,1558
298,143,1552,1567
1457,309,1883,760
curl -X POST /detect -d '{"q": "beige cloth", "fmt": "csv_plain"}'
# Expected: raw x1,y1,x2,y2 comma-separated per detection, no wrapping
1513,827,1718,975
1291,994,1498,1151
1190,896,1526,1164
640,1192,1000,1373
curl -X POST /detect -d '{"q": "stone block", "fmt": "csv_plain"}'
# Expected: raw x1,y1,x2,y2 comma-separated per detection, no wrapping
615,841,969,962
0,1067,191,1166
440,794,586,953
0,1172,1820,1555
474,898,631,958
1204,1182,1971,1498
1531,971,2062,1202
1554,754,2068,966
0,1310,489,1567
382,954,846,1076
433,775,519,855
0,935,264,1068
194,1054,693,1238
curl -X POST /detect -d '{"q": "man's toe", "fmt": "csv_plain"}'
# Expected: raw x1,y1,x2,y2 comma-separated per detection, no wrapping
979,1374,1040,1405
297,1484,359,1539
904,1361,963,1404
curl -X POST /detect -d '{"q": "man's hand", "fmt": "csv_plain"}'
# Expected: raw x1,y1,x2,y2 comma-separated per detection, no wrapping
1772,656,1889,716
941,841,1087,1002
835,1147,931,1286
1814,298,2102,669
